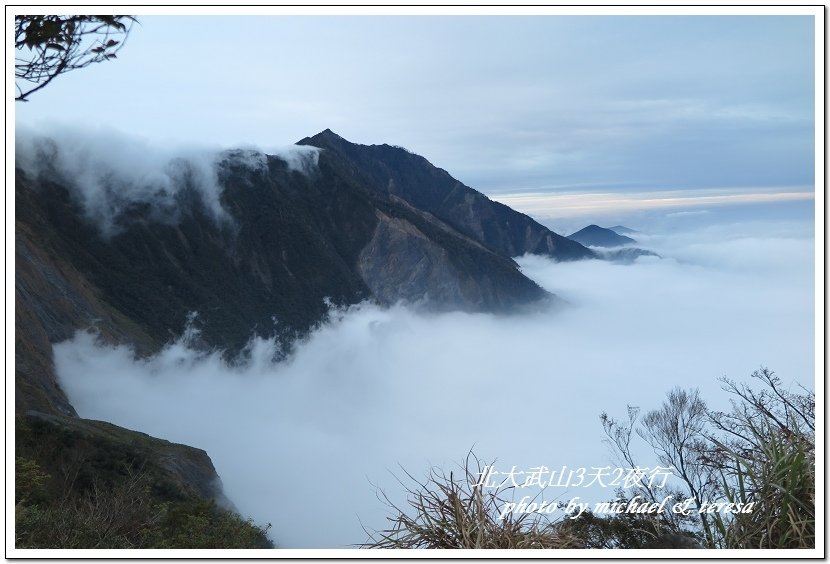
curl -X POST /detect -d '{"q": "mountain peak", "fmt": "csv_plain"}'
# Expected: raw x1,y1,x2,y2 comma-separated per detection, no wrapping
299,128,350,148
567,224,636,247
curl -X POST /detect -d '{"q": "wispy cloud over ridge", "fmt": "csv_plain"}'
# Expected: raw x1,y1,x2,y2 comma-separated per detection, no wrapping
15,126,321,236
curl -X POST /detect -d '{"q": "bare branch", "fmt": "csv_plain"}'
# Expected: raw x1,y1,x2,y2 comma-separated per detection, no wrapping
15,15,136,101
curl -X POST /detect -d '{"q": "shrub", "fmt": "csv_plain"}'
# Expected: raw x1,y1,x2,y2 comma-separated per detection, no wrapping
709,369,815,548
600,368,815,549
15,457,50,506
366,369,815,550
157,500,273,549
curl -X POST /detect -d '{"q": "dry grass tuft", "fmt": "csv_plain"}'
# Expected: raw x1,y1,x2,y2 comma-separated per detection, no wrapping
361,451,577,549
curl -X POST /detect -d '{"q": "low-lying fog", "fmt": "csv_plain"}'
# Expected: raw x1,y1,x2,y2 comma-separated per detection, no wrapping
54,216,814,548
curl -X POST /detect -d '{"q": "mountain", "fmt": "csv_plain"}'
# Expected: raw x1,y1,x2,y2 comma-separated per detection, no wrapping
15,129,597,541
608,225,638,235
298,130,595,262
16,133,595,411
17,129,598,411
567,224,637,247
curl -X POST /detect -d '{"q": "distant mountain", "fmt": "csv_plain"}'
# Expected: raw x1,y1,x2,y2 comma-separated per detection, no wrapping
608,225,638,235
567,224,637,247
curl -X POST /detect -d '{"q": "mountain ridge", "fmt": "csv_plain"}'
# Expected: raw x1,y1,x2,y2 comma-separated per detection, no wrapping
17,129,603,415
298,129,595,262
567,224,637,248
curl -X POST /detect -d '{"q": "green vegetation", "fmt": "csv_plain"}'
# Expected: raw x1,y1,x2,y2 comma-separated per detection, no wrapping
15,415,273,549
16,467,273,549
589,368,814,549
708,369,815,548
365,368,815,550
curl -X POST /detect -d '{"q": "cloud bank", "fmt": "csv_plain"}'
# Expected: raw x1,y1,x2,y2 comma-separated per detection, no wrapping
54,218,814,548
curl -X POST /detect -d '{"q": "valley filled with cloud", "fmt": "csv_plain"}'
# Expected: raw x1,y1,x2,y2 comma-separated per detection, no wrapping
54,214,814,547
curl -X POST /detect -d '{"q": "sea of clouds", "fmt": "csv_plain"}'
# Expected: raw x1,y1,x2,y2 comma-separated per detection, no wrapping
53,214,815,548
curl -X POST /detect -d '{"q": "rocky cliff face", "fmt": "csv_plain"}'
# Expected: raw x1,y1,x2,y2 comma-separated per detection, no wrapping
15,129,594,516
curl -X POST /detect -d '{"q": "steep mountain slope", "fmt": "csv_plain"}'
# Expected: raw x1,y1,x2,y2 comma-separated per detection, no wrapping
16,174,254,532
17,152,549,398
567,224,637,247
16,130,592,417
298,130,595,261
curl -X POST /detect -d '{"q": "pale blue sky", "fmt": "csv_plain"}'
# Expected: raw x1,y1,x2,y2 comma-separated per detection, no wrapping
16,15,816,197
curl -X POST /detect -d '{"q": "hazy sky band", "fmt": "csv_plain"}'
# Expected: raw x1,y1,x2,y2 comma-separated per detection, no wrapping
494,188,815,218
14,14,815,196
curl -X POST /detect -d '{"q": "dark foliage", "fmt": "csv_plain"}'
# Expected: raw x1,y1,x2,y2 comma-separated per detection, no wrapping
15,415,273,549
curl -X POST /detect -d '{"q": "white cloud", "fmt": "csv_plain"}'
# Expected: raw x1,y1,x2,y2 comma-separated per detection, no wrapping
15,126,320,236
53,219,815,548
665,209,711,218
